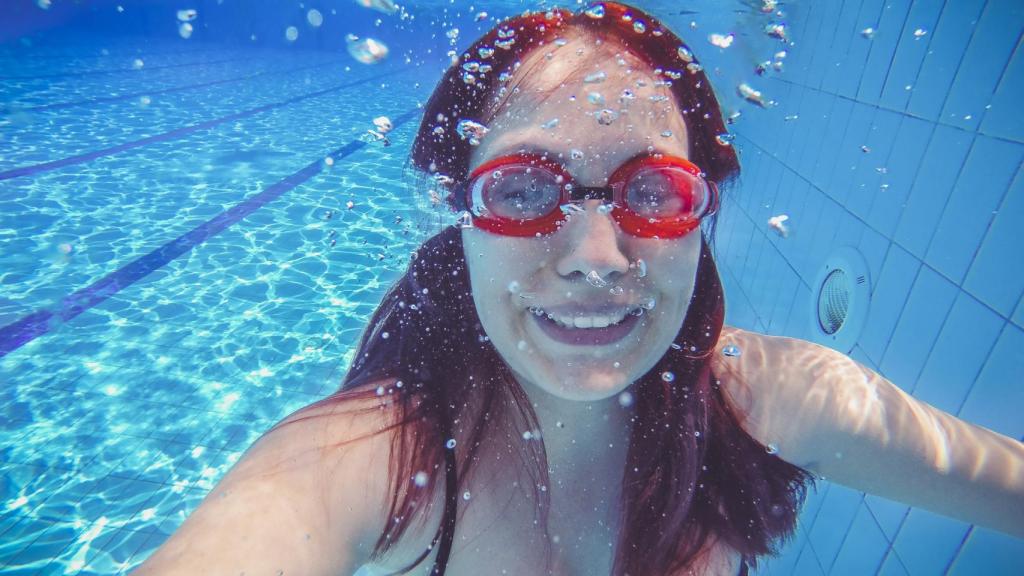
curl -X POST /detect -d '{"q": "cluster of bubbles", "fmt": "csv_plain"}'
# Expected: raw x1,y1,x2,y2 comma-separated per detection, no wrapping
455,119,489,146
176,8,197,39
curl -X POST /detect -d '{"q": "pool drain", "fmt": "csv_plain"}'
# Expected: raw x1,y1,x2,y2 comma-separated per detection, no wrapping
810,247,870,352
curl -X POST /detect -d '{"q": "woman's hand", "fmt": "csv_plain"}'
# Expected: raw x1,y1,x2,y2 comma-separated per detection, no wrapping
713,327,1024,539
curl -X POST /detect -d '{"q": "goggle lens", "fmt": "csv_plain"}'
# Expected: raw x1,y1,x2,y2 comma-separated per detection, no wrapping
464,155,716,238
623,165,708,219
471,165,564,220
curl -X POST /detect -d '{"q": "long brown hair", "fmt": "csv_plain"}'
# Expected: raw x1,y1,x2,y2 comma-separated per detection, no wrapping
288,3,813,575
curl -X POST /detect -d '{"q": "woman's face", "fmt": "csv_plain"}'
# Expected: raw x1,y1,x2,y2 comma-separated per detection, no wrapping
463,37,701,402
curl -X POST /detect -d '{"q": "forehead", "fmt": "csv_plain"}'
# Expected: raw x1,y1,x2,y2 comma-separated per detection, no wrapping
469,35,690,174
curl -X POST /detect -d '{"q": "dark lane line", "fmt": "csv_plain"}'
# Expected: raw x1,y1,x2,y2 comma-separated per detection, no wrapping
0,55,253,80
26,57,346,112
0,67,405,182
0,108,422,359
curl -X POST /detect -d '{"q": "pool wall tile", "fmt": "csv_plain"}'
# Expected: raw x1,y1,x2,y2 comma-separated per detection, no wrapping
858,244,919,366
892,509,970,575
878,266,958,392
938,0,1023,133
979,40,1024,142
807,484,863,571
912,290,1002,412
924,136,1023,285
876,553,911,576
962,166,1024,316
856,1,914,105
906,0,987,122
947,527,1024,575
892,124,974,261
957,323,1024,438
877,0,944,112
830,505,890,576
722,3,1023,574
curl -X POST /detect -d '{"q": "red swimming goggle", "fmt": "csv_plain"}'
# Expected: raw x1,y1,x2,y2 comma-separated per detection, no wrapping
452,153,719,238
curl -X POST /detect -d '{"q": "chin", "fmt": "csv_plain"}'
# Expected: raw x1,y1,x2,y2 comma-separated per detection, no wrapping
541,365,634,402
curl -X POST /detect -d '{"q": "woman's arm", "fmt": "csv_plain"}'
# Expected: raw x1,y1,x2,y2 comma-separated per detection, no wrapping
714,327,1024,538
132,394,394,574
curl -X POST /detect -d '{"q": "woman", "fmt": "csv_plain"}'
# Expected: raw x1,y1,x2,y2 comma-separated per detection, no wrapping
136,3,1023,575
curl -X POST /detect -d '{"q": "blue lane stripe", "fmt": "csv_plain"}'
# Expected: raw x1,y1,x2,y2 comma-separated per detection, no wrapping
0,55,251,80
0,67,404,182
25,57,345,112
0,108,422,359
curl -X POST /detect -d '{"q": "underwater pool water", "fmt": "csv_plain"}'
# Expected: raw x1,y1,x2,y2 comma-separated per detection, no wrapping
2,1,1023,575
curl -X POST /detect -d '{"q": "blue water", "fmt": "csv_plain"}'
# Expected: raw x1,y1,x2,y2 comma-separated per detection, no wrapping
2,0,1023,574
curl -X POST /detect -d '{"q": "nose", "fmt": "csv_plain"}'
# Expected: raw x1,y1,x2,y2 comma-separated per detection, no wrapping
554,200,630,282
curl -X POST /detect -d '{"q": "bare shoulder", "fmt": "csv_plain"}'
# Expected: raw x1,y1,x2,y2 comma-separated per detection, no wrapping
712,327,857,467
133,380,398,575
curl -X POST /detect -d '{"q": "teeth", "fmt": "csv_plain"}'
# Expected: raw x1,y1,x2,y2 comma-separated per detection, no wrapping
528,306,632,329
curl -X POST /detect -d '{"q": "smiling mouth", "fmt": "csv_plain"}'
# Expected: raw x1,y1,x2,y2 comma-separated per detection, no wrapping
526,306,639,328
527,306,642,346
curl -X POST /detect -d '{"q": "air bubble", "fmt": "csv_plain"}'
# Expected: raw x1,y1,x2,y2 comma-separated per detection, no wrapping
766,443,779,455
463,491,472,500
446,439,457,449
609,286,624,295
307,9,323,27
618,391,634,407
633,20,646,34
708,33,734,48
584,71,607,83
413,472,429,487
661,371,675,383
738,83,772,107
764,23,787,41
587,92,605,106
586,271,609,288
456,119,489,145
722,344,741,357
456,211,474,229
584,4,605,19
633,258,647,278
596,109,618,125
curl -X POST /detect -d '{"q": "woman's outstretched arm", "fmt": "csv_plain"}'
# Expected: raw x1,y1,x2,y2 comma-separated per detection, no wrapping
714,327,1024,538
131,394,394,575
